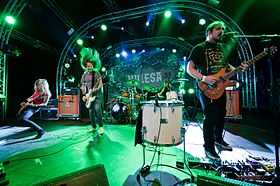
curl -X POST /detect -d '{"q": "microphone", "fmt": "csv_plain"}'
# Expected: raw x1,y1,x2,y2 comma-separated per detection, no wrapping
223,31,239,37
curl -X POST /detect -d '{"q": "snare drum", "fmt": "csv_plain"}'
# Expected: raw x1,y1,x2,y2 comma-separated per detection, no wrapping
142,100,185,146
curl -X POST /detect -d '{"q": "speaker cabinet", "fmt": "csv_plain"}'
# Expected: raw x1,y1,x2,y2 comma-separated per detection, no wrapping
58,95,79,117
226,90,241,119
34,164,109,186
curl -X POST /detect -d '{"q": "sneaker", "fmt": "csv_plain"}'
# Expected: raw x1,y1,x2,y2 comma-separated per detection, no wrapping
87,127,97,133
99,127,104,135
215,141,233,151
34,129,46,139
205,150,221,161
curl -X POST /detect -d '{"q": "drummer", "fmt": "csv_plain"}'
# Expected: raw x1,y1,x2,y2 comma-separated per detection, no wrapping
157,80,171,100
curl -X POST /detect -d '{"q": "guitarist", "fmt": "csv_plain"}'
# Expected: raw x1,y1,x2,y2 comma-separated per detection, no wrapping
80,47,104,135
187,21,248,161
18,79,51,139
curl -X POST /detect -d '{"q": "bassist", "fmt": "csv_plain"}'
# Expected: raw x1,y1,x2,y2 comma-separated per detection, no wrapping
187,21,248,161
80,47,104,135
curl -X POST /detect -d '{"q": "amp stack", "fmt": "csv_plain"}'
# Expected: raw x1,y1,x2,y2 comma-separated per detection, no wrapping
57,88,79,118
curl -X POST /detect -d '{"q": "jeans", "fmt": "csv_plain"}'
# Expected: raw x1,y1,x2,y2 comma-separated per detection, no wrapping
20,108,43,132
198,91,227,151
89,98,103,128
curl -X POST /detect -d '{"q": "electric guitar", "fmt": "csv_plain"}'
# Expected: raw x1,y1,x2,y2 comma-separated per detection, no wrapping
84,75,104,108
198,46,277,99
18,92,45,114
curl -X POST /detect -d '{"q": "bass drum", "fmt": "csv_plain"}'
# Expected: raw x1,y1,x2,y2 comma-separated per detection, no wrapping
111,102,129,123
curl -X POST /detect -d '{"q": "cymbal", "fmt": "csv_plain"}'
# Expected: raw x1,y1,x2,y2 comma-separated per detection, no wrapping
172,78,189,83
143,85,158,93
127,79,140,87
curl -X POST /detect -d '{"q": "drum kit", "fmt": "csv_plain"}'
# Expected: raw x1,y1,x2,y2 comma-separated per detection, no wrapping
107,79,188,129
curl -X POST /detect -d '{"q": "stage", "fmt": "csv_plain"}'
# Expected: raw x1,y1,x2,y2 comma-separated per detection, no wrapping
0,110,279,186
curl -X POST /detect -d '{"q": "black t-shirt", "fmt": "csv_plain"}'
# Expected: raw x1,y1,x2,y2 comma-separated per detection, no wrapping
189,41,230,75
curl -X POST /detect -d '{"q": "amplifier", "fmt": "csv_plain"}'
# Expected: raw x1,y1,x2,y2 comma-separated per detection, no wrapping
40,107,58,120
58,95,79,117
61,88,79,95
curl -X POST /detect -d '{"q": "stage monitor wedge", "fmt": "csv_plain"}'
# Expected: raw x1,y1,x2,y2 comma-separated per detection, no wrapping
34,164,109,186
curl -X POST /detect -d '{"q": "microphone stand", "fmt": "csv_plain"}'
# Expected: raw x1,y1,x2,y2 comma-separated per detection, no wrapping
233,33,279,183
233,34,280,39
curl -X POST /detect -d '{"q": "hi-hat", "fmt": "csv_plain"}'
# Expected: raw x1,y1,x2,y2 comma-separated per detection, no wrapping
127,80,140,87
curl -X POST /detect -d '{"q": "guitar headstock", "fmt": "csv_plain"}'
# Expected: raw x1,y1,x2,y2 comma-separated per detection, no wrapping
264,46,277,54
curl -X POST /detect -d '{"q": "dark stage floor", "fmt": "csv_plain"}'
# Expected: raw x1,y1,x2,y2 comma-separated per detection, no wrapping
0,110,279,186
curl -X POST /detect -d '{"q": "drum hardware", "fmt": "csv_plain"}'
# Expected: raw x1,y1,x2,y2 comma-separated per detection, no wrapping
172,136,176,144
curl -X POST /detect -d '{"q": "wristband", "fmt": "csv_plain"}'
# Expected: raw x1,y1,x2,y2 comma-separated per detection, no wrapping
202,76,206,82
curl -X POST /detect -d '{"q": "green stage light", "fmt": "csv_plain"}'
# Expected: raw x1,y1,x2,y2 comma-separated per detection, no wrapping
115,53,120,58
5,15,15,25
101,67,106,72
199,19,206,25
188,88,195,94
77,39,83,45
164,11,171,18
101,24,107,31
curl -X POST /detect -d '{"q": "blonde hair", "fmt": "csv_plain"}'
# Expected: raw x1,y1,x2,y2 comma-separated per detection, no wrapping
80,47,101,72
35,79,52,98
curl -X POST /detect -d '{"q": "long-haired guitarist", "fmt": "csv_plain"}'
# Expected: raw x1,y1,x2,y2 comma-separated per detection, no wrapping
18,79,51,139
80,47,104,135
187,21,248,161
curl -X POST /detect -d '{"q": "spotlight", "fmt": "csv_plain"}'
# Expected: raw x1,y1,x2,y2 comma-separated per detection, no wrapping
116,53,120,58
164,10,171,18
188,88,195,94
5,15,15,25
77,39,83,45
131,49,136,54
121,51,128,57
146,21,150,26
64,63,70,69
101,24,107,31
172,49,177,53
101,67,106,72
199,19,206,25
181,19,186,24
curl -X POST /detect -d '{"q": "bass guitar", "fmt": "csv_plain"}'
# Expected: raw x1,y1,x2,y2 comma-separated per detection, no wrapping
84,75,104,108
198,46,277,99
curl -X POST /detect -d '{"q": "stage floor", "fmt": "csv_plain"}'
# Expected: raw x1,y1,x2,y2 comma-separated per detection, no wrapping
0,111,279,186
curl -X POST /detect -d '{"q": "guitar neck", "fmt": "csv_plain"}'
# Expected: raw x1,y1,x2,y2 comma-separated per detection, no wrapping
223,50,267,80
